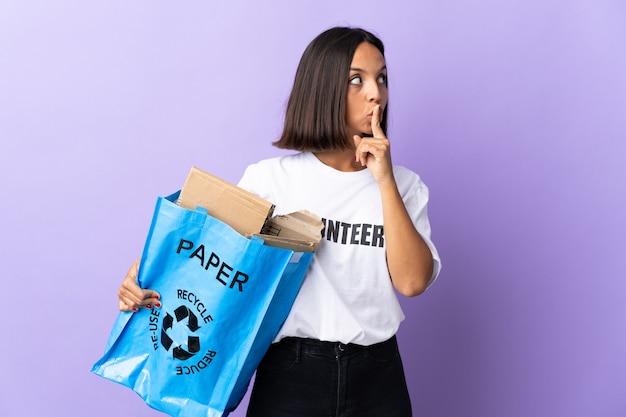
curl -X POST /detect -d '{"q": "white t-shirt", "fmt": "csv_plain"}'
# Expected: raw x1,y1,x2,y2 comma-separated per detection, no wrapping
238,152,441,346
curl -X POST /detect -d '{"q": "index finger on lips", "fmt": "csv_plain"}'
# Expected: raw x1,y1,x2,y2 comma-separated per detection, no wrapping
371,105,385,139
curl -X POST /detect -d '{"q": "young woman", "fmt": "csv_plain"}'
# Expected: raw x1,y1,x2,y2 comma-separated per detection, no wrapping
118,27,441,417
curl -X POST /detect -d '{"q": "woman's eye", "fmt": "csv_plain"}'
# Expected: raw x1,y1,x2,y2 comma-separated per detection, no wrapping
349,75,362,85
377,74,387,84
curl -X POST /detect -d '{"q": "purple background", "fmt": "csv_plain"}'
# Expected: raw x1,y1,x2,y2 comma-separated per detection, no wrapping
1,1,625,416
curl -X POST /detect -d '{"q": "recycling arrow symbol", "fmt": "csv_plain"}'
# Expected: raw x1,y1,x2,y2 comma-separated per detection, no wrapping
161,305,201,360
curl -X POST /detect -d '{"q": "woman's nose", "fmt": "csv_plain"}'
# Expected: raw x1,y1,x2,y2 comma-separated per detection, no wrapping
367,81,381,102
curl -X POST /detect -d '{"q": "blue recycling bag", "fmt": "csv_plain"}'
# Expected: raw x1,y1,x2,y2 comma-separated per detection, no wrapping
92,192,313,416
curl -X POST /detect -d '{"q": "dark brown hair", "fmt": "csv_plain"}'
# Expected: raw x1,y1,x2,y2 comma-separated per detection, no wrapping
273,27,388,151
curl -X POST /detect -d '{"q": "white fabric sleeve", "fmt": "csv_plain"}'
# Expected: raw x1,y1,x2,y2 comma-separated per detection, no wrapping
236,163,274,202
403,173,442,287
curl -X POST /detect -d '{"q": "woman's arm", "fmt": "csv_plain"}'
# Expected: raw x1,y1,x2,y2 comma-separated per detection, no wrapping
354,105,434,296
378,180,434,296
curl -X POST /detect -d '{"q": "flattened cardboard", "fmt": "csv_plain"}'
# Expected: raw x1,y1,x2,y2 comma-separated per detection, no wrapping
177,166,275,237
262,211,323,240
177,166,323,252
259,210,324,252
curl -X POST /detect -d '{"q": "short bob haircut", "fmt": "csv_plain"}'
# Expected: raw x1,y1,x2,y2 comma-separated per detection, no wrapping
273,27,388,152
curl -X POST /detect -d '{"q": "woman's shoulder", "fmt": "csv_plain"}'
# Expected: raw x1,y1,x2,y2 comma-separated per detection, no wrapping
238,153,309,193
393,164,425,186
244,152,310,173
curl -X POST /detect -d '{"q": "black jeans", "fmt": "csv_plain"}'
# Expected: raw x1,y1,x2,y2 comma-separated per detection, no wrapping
246,336,412,417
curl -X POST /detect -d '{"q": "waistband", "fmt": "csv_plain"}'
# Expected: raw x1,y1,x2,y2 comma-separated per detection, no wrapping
275,335,398,358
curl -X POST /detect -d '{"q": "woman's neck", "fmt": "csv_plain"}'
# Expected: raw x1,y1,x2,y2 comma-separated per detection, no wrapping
313,150,367,172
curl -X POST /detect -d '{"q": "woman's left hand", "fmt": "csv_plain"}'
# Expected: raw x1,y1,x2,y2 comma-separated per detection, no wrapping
353,104,394,184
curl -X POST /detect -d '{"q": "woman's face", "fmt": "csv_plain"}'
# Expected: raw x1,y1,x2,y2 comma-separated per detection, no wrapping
346,42,388,137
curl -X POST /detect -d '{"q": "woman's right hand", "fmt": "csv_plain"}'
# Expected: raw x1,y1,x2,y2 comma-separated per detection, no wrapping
118,258,161,312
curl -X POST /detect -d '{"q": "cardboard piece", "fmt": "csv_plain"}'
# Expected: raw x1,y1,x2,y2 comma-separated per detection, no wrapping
178,166,323,252
177,166,275,237
256,210,323,252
